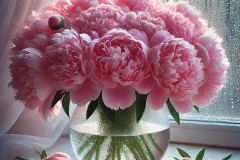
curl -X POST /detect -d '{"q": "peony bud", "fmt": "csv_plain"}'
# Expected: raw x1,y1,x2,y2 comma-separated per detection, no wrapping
43,152,71,160
48,16,64,30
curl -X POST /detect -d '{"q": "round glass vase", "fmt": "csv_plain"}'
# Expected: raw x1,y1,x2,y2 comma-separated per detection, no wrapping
70,104,170,160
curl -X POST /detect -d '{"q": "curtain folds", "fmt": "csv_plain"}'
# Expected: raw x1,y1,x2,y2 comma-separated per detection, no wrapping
0,0,69,159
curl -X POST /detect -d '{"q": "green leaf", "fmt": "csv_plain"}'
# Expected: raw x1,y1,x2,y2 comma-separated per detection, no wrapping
51,90,65,107
62,92,70,118
60,17,65,28
196,148,205,160
40,150,48,160
135,92,147,123
99,93,115,122
86,98,99,120
173,157,180,160
167,99,180,125
194,105,200,113
15,157,28,160
222,154,232,160
177,148,191,158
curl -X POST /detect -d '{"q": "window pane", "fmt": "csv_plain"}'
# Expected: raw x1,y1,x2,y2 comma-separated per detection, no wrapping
174,0,240,123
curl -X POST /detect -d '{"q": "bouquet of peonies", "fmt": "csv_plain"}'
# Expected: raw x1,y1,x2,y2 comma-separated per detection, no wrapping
9,0,229,122
9,0,230,159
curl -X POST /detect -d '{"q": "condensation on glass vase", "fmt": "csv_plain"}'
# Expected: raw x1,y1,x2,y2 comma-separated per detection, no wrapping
70,104,170,160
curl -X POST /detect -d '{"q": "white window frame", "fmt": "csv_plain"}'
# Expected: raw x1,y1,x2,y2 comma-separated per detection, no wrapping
169,120,240,149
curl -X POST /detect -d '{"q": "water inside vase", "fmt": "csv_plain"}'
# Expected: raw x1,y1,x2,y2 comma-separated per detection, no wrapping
70,122,170,160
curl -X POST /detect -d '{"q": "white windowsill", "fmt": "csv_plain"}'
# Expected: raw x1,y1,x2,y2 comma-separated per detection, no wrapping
46,136,240,160
170,120,240,149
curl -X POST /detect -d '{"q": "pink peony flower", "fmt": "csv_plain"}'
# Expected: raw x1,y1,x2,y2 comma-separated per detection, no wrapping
90,28,149,109
12,11,57,53
157,3,229,107
43,28,91,90
70,4,122,37
192,31,229,106
43,0,109,16
9,48,60,120
9,48,43,109
44,152,71,160
174,2,207,29
91,29,149,87
70,0,109,10
115,0,163,11
120,11,165,38
71,29,149,110
44,0,74,16
148,38,204,112
156,8,198,44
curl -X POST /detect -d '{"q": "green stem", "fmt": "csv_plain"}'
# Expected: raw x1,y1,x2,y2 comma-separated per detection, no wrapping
139,135,156,160
112,137,116,160
147,135,164,155
78,136,97,154
105,137,114,160
131,136,149,160
123,137,142,160
115,137,122,160
79,135,160,160
95,141,100,160
83,136,107,160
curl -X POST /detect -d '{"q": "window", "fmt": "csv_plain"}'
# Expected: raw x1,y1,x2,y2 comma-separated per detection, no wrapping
169,0,240,148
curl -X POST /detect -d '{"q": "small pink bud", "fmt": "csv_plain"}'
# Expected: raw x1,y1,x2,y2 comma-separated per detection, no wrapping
48,16,64,30
43,152,71,160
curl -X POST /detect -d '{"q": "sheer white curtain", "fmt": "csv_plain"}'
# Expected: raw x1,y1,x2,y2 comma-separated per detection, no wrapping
0,0,69,159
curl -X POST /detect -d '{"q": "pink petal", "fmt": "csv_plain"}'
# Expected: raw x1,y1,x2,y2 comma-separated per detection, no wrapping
39,90,61,121
70,79,102,106
128,29,149,45
196,32,221,50
149,30,173,47
102,86,136,110
23,48,42,70
102,78,118,88
170,98,193,113
133,76,157,94
193,78,221,106
34,74,52,101
90,71,118,89
44,152,71,160
118,0,139,9
147,86,169,110
195,43,210,66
